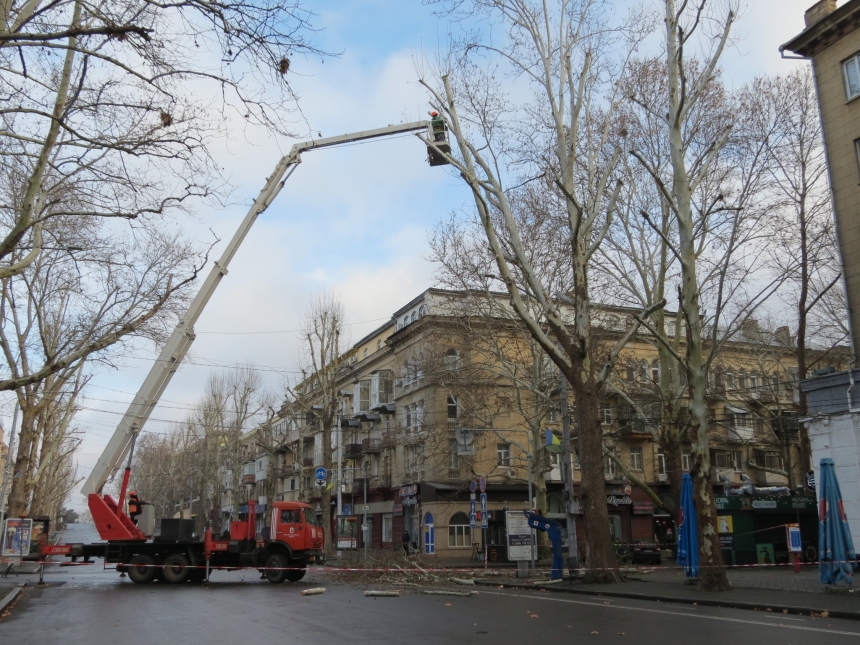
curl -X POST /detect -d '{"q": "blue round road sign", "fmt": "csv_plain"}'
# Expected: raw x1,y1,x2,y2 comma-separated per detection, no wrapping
314,467,328,481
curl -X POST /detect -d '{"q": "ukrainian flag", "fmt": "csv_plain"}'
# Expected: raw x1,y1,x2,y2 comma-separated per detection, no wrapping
545,429,561,451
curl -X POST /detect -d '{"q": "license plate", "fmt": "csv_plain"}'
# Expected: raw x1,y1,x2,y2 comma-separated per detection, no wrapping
309,555,315,561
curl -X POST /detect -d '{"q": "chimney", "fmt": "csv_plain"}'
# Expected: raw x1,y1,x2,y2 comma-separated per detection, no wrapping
805,0,837,28
775,326,793,346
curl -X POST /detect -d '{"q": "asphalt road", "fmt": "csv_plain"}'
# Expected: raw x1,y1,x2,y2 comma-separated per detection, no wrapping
2,524,860,644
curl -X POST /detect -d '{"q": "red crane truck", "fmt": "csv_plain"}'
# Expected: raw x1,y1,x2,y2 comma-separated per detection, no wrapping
40,121,448,583
43,499,325,584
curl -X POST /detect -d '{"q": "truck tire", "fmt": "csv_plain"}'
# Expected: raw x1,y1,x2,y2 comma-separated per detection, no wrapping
127,554,156,584
265,553,288,584
285,567,306,582
162,553,190,583
189,567,207,583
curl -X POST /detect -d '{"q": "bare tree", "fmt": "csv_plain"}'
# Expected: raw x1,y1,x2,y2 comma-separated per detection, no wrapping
289,291,346,557
421,0,657,581
746,67,845,472
0,0,330,388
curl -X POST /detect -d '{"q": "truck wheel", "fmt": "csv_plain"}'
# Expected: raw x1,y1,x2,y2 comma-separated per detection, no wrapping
265,553,288,584
127,555,156,584
285,567,306,582
189,567,207,583
162,553,191,583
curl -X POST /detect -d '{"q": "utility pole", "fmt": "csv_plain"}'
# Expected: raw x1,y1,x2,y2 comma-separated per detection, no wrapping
559,373,579,577
0,404,19,527
336,411,342,558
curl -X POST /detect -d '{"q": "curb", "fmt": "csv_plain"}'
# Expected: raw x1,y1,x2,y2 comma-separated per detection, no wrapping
0,586,24,615
475,580,860,622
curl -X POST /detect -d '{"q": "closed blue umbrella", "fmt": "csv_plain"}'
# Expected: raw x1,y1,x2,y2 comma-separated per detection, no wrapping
677,473,698,579
819,458,857,586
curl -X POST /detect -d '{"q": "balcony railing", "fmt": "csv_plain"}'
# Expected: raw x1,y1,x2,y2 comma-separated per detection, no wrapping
344,443,363,459
241,473,256,485
302,457,313,467
362,437,383,453
380,431,396,448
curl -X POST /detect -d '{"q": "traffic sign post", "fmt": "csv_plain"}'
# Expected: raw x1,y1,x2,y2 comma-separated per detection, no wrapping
479,476,487,493
470,500,477,528
314,467,328,481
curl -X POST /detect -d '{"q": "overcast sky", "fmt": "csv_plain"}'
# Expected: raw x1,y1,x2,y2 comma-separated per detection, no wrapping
30,0,815,511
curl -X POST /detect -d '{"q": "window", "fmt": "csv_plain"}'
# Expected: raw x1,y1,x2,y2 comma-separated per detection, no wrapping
280,509,300,523
445,348,460,371
712,450,732,469
844,53,860,99
604,449,616,475
377,339,382,350
411,311,417,323
448,439,460,469
855,139,860,179
732,450,743,472
364,347,369,359
290,478,296,491
372,370,393,405
602,406,613,425
749,373,758,392
651,361,660,382
382,513,393,542
303,508,319,526
639,360,649,383
303,476,312,489
726,371,735,390
547,407,559,423
448,512,471,547
630,447,643,471
496,443,511,466
626,361,635,382
447,395,458,419
682,452,691,472
657,453,666,476
738,371,747,391
354,380,371,413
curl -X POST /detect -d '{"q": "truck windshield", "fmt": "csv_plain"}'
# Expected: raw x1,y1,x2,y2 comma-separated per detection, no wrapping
303,508,319,526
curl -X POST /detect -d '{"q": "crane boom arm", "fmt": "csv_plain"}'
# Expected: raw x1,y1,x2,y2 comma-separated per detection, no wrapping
82,120,432,495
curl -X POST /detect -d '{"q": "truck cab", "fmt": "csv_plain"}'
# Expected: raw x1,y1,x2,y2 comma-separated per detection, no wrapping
260,501,325,583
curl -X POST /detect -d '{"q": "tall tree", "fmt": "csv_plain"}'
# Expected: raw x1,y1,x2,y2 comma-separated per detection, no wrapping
422,0,656,581
0,0,330,389
290,291,345,557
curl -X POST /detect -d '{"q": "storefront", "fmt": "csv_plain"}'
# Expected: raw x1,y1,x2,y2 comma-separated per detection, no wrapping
714,494,817,565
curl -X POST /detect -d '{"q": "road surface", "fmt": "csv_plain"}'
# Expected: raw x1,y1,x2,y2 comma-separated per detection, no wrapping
1,523,859,644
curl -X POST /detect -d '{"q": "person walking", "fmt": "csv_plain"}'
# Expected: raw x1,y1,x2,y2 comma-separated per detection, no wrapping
401,530,410,555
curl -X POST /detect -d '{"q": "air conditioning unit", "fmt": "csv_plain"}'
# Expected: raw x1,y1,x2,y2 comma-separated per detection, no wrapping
657,473,668,482
502,467,518,478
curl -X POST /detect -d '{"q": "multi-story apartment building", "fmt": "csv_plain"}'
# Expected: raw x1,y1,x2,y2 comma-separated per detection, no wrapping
232,289,843,562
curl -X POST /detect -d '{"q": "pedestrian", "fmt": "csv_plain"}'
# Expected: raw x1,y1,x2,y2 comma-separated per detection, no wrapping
401,530,410,555
127,492,150,525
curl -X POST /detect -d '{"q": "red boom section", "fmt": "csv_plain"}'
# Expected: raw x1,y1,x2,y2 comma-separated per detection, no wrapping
89,493,146,541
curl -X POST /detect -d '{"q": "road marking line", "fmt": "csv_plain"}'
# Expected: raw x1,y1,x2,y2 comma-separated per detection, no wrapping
481,591,858,637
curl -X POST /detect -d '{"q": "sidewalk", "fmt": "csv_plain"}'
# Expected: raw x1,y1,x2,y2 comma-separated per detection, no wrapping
477,568,860,621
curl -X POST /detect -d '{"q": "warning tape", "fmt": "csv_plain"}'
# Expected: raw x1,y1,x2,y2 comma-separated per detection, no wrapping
3,559,858,572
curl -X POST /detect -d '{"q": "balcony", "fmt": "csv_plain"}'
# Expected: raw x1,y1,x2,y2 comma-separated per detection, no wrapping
620,421,656,440
241,473,256,485
362,437,383,453
302,457,313,467
380,431,396,448
370,474,391,488
352,478,367,494
344,443,363,459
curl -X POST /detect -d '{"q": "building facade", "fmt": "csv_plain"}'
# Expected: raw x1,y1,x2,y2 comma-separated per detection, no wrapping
226,288,839,563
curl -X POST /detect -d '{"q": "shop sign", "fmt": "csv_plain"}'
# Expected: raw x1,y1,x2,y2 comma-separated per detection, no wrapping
632,502,655,514
393,503,403,517
751,500,777,509
606,495,632,506
714,496,815,512
399,483,419,507
719,535,733,547
718,516,733,534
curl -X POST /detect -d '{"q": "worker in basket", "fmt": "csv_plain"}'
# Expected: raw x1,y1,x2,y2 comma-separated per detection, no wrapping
128,491,150,525
430,111,446,142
